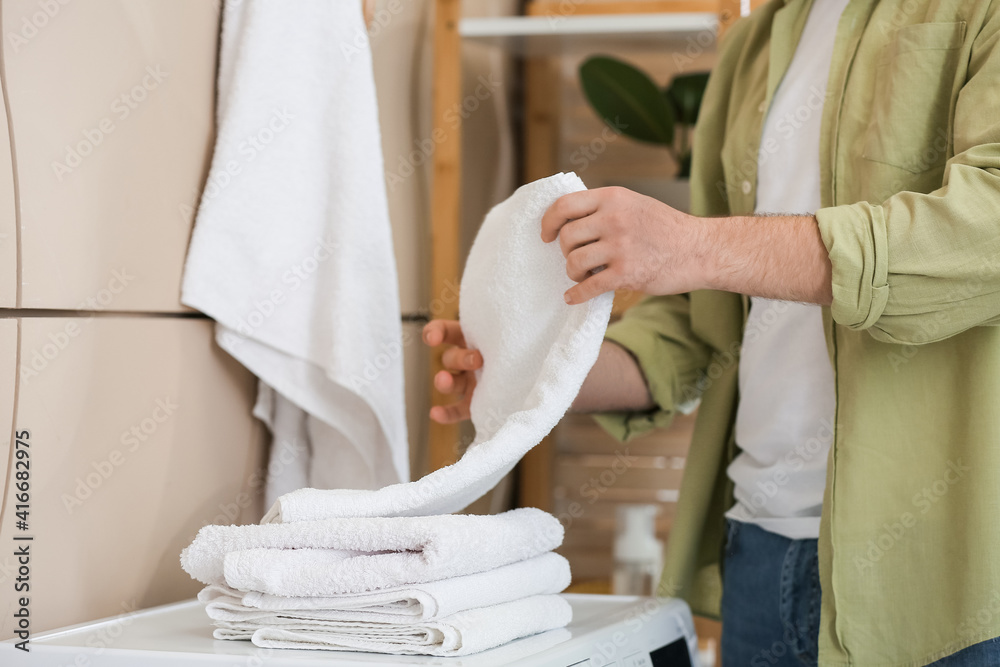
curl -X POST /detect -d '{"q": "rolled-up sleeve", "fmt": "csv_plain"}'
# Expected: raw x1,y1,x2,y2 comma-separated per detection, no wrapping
816,9,1000,345
593,294,711,442
816,200,890,332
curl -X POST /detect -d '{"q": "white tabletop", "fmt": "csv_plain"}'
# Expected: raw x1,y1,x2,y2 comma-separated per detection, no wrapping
0,593,696,666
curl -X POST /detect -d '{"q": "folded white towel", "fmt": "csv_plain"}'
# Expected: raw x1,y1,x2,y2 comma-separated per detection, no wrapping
205,552,570,622
199,552,570,624
181,0,409,503
181,508,563,596
240,595,573,657
262,173,614,524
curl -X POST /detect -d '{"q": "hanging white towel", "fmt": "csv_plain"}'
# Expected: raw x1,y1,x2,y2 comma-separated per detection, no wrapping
180,0,409,503
181,508,563,596
198,552,570,624
239,596,573,657
262,173,614,523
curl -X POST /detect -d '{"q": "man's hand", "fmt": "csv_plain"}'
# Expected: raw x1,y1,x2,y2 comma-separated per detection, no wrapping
540,187,708,305
422,320,482,424
541,186,833,307
423,320,655,418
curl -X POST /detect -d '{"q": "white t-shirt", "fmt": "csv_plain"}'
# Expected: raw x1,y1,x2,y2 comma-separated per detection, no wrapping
725,0,850,540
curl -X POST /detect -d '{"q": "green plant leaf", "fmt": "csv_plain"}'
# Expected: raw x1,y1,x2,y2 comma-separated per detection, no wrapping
665,72,711,126
579,55,675,146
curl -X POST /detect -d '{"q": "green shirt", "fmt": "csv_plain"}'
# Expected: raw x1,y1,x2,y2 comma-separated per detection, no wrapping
594,1,1000,665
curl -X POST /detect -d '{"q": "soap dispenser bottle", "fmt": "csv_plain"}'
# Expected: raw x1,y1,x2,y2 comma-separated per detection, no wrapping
612,504,663,596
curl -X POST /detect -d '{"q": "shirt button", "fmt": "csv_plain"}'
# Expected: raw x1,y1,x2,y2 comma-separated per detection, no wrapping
758,100,767,112
741,180,752,195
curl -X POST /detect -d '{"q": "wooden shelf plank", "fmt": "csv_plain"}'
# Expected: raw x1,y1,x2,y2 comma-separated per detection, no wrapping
460,13,718,55
428,0,463,472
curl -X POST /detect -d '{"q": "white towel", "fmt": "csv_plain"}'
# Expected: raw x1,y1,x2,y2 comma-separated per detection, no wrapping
240,596,573,657
214,627,574,664
262,173,615,523
181,0,409,503
198,552,571,624
181,508,563,596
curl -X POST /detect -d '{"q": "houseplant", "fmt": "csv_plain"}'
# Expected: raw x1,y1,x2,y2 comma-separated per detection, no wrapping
578,55,710,210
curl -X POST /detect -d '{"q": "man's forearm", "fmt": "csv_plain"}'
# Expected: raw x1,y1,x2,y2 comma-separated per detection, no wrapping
700,214,833,305
544,188,836,306
571,340,655,413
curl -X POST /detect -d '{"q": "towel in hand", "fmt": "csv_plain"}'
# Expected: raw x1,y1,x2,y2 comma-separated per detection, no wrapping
215,595,573,657
181,508,563,596
262,173,615,523
180,0,409,504
198,552,571,623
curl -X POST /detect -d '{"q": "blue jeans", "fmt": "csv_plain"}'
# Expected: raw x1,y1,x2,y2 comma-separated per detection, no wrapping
720,519,1000,667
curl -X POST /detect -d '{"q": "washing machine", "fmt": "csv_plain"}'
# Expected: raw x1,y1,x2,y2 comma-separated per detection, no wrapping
0,593,699,666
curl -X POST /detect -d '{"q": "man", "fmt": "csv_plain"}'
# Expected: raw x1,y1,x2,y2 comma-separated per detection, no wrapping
424,1,1000,664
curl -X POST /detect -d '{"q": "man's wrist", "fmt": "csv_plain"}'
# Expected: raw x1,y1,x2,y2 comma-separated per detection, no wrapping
672,210,719,293
686,214,731,293
688,213,833,304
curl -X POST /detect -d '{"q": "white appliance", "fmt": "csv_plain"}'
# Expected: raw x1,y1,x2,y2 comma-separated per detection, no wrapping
0,594,699,667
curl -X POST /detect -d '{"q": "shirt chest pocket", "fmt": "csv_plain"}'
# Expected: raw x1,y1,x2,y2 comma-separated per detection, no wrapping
862,22,966,174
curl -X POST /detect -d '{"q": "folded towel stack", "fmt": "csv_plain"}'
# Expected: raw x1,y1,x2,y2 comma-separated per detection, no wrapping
181,172,614,656
181,509,573,656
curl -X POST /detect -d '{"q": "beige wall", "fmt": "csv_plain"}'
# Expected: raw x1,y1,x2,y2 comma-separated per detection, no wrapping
1,0,219,312
0,316,266,638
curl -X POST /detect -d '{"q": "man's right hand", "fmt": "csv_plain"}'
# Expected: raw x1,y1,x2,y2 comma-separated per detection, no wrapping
422,320,482,424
